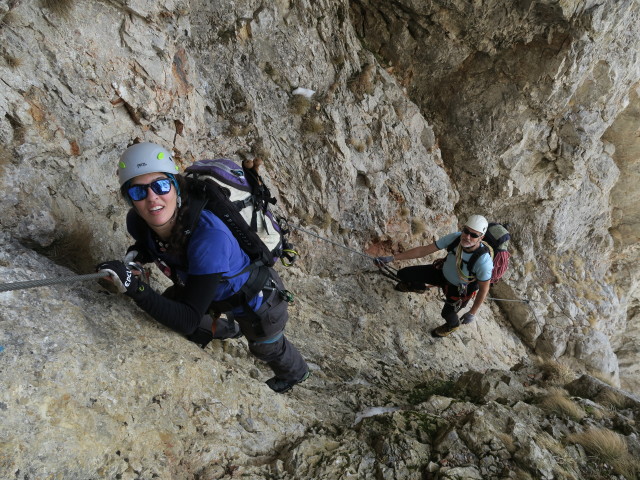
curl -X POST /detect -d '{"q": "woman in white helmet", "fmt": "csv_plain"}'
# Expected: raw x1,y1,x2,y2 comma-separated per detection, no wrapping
97,142,309,393
374,215,494,338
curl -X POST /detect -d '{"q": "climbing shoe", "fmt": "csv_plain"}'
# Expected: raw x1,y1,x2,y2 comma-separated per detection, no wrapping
394,282,427,294
431,324,459,338
266,371,310,394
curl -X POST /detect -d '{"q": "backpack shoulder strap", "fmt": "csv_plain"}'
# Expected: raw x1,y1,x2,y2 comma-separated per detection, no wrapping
466,242,493,277
182,178,209,237
185,177,275,266
446,235,461,253
243,166,276,209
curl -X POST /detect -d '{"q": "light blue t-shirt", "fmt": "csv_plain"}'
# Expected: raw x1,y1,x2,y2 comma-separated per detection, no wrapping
435,232,494,285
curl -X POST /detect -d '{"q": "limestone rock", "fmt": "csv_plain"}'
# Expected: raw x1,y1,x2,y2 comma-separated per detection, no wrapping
352,0,640,388
1,0,640,477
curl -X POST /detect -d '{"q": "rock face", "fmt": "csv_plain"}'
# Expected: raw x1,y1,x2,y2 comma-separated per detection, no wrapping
351,0,640,387
1,0,639,478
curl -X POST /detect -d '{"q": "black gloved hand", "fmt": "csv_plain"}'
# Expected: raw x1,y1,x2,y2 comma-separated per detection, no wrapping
96,260,142,295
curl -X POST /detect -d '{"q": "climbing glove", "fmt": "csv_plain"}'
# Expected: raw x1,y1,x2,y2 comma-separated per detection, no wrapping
374,255,394,267
97,260,142,295
461,312,475,325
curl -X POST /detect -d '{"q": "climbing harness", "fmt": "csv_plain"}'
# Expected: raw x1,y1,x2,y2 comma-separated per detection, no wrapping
0,271,110,293
442,285,477,312
376,261,402,283
275,217,299,267
264,281,295,304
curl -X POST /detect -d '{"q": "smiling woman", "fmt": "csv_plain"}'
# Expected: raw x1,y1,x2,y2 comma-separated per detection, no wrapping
127,173,179,234
116,142,183,241
96,142,309,394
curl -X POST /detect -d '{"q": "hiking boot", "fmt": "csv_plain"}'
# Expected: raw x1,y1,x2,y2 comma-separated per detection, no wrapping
394,282,427,294
431,324,459,338
266,371,310,394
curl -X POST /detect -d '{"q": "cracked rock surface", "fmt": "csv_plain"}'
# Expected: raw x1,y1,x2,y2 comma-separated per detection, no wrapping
1,0,639,478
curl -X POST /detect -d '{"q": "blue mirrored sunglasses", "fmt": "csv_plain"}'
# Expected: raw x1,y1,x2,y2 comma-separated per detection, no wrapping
128,178,173,201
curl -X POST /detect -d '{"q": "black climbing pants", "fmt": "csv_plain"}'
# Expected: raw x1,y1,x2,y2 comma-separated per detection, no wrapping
163,269,307,383
397,264,479,327
234,269,308,382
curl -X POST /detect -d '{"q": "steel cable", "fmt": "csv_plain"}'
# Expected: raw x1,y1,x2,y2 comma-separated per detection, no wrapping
0,271,110,293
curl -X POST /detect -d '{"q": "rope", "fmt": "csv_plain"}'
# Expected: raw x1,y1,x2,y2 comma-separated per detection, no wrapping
487,295,543,330
455,240,493,283
1,222,373,293
376,262,401,282
285,222,407,284
286,222,547,310
286,223,375,260
487,296,535,304
0,271,110,293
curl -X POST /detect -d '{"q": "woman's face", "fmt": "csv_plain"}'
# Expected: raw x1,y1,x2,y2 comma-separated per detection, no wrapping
128,172,178,230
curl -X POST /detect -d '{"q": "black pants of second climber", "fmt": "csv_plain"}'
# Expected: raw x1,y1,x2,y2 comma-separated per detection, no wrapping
234,269,308,383
397,264,478,328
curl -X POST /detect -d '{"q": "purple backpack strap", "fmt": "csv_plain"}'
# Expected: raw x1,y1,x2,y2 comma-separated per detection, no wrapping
185,159,252,193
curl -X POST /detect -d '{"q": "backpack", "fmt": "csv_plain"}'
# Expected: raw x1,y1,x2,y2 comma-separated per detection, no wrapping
446,222,511,284
184,159,296,267
484,222,510,282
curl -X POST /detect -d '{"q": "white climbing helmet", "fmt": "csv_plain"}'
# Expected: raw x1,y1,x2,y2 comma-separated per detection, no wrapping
117,142,180,186
465,214,488,235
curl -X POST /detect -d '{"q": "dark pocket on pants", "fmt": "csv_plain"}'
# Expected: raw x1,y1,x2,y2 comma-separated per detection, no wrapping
238,290,289,341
